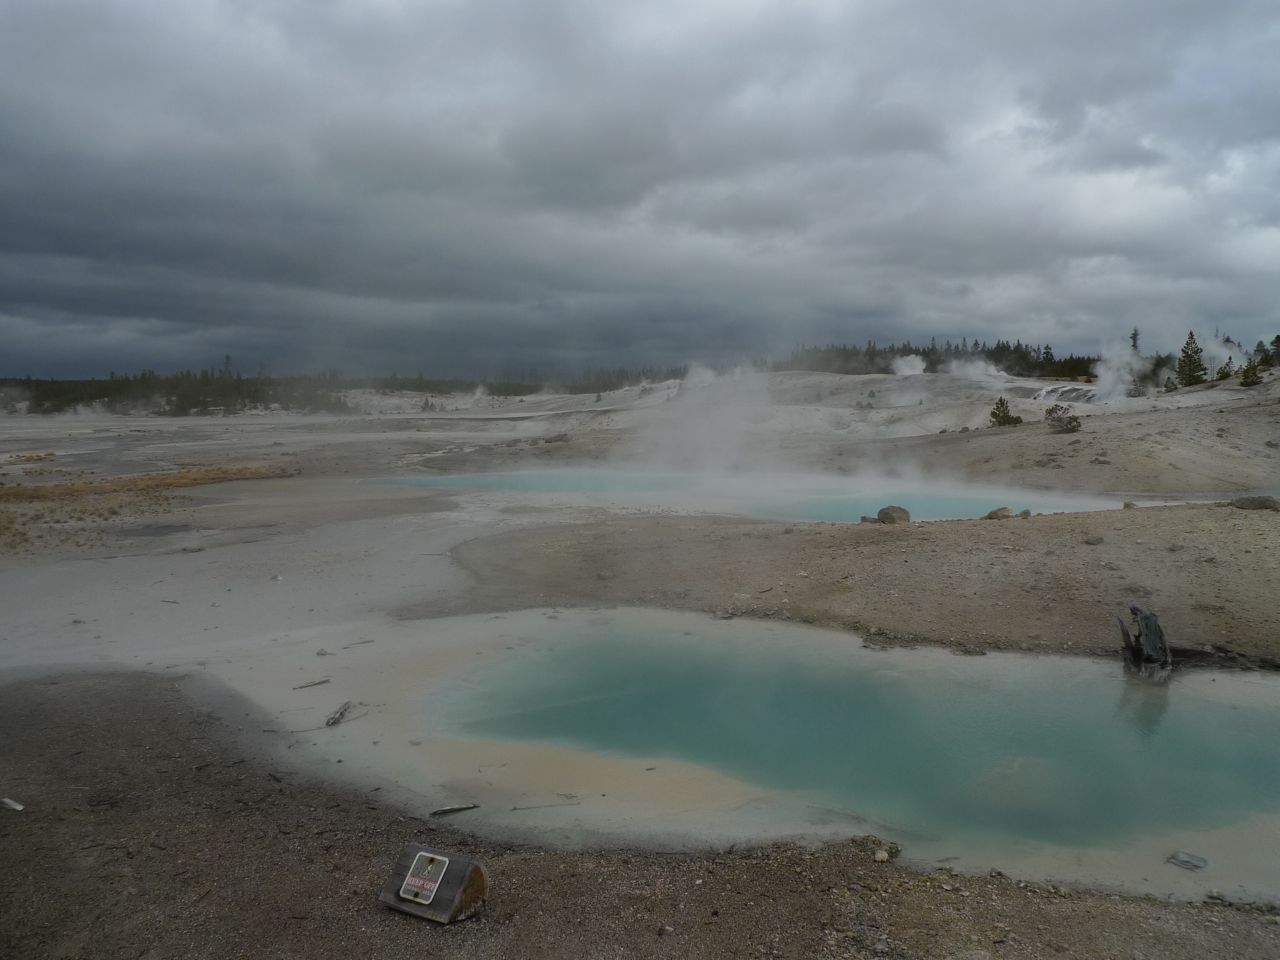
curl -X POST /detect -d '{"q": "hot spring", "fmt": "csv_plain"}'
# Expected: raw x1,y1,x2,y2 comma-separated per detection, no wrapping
388,468,1125,521
415,609,1280,899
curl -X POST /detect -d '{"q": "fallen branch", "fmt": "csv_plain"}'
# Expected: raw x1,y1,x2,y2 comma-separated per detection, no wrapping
430,803,480,818
325,701,354,727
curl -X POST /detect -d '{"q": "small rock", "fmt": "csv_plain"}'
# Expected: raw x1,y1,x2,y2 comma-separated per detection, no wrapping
877,505,911,524
1090,457,1111,465
874,848,890,863
1265,440,1278,449
1083,536,1104,545
1229,495,1279,511
1122,501,1137,509
1017,509,1031,518
658,924,674,936
1166,850,1208,871
982,507,1013,520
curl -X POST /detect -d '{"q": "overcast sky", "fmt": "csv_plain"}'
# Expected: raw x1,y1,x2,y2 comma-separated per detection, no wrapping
2,0,1278,377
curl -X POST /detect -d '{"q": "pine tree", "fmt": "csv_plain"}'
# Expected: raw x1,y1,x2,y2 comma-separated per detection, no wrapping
1129,327,1140,352
1216,357,1236,381
1176,331,1208,386
1240,358,1262,387
989,397,1022,427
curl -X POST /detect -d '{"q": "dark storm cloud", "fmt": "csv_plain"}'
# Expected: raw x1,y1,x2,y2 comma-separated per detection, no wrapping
1,0,1277,376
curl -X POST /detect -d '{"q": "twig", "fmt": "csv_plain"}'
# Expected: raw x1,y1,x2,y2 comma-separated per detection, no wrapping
430,803,480,818
292,678,330,690
510,800,582,812
325,701,353,727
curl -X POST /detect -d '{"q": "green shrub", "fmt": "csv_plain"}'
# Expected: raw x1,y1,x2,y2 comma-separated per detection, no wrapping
1043,403,1081,433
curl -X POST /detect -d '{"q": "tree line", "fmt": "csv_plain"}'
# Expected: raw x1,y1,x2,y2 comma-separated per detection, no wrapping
4,332,1276,415
0,358,691,415
773,338,1098,378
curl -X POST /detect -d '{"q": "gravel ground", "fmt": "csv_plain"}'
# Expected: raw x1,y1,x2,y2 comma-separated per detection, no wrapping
2,672,1279,960
412,502,1280,668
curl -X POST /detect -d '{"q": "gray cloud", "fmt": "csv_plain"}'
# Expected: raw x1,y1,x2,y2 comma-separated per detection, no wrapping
2,0,1277,377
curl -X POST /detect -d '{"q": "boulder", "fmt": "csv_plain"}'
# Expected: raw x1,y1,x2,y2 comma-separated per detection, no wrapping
877,505,911,524
982,507,1013,520
1229,495,1279,511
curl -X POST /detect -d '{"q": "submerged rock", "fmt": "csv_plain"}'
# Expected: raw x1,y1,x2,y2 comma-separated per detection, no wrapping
877,505,911,524
1166,850,1208,871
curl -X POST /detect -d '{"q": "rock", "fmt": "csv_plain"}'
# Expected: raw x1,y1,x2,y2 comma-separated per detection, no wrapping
874,848,890,863
658,925,674,936
1266,440,1279,449
860,515,878,524
1090,457,1112,465
877,505,911,524
1229,495,1279,511
1083,536,1104,545
982,507,1013,520
959,426,970,433
1166,850,1208,871
1122,501,1137,509
1017,509,1031,519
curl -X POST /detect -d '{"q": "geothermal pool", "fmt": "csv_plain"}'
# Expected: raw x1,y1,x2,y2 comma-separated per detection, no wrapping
417,609,1280,897
390,468,1122,521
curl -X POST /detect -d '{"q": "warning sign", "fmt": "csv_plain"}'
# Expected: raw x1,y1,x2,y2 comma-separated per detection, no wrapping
399,852,450,905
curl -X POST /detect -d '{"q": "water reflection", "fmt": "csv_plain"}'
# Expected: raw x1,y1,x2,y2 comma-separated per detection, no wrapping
1115,679,1171,742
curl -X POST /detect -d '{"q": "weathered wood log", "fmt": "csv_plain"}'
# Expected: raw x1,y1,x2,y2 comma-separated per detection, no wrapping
1118,605,1173,682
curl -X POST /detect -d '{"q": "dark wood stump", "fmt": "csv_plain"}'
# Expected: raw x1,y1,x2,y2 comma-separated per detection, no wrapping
1118,605,1173,683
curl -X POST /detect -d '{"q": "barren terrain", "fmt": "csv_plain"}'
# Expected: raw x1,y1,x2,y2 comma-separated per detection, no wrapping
2,366,1279,958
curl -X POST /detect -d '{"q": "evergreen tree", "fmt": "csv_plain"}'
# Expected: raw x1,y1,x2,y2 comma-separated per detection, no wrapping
1129,327,1140,352
989,397,1022,427
1176,331,1208,386
1271,335,1280,365
1240,358,1262,387
1216,357,1235,380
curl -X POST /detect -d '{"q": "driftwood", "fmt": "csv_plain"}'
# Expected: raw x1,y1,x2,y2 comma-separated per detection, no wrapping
1118,605,1173,682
